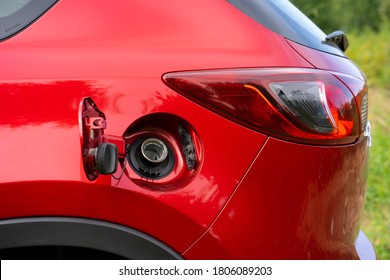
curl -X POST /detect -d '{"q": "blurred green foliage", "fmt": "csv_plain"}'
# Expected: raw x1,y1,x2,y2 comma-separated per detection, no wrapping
347,28,390,88
348,32,390,259
361,86,390,260
292,0,390,260
291,0,390,33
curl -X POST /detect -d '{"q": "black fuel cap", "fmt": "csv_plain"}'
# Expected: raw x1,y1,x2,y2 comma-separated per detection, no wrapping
95,143,118,175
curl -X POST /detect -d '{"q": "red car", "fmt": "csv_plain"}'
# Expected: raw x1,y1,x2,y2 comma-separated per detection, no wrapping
0,0,375,259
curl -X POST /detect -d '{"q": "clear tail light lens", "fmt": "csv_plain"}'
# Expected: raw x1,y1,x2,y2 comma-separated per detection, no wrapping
269,81,336,134
163,68,367,145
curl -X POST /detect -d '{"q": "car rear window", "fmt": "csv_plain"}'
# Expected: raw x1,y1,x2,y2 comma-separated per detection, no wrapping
227,0,345,57
0,0,58,41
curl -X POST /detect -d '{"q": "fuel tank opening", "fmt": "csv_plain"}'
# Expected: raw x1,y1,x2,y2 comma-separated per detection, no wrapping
123,113,202,190
141,138,168,164
128,136,175,180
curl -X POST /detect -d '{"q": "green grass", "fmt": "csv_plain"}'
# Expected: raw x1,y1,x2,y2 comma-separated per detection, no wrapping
362,87,390,260
347,27,390,88
347,28,390,259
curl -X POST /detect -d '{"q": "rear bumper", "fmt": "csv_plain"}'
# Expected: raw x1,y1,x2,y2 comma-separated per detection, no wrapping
355,230,376,260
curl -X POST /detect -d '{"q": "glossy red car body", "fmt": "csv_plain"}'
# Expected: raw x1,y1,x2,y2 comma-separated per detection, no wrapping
0,0,374,259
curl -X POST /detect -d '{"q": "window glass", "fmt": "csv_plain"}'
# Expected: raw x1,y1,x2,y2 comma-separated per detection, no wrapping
0,0,58,41
228,0,345,56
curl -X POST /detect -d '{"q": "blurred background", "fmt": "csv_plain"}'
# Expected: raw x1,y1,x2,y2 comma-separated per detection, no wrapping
291,0,390,259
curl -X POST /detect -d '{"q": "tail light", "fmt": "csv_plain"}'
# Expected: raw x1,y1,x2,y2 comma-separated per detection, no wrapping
163,68,367,145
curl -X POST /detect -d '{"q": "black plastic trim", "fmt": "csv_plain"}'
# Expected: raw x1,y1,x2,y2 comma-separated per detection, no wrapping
0,217,182,260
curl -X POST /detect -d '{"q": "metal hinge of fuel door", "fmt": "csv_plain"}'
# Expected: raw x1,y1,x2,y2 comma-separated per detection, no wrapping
79,97,125,181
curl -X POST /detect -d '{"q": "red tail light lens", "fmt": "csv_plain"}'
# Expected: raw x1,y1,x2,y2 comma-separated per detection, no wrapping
163,68,366,145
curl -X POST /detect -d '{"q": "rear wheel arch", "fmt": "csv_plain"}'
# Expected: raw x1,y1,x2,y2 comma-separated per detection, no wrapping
0,217,182,259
